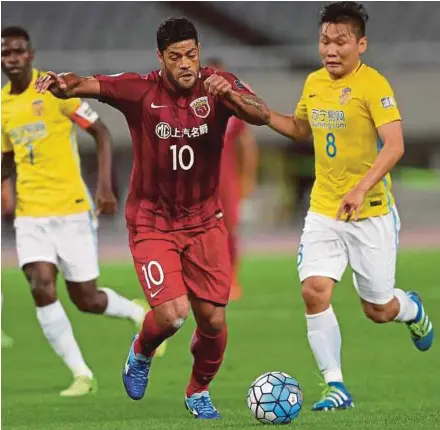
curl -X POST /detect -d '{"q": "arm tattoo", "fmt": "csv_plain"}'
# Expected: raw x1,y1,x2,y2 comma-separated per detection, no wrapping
239,94,266,112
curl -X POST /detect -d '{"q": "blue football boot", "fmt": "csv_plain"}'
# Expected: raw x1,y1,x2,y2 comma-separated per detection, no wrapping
185,391,221,419
122,335,152,400
312,381,354,411
406,292,434,351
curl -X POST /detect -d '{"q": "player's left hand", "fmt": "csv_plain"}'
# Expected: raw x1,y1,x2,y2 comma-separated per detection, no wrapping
204,74,233,98
336,186,366,222
95,185,118,216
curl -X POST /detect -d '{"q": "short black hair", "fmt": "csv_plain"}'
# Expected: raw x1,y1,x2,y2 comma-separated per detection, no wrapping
319,2,369,38
157,17,198,53
1,26,31,44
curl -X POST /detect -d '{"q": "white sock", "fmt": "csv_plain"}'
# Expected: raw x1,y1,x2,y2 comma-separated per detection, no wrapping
36,301,93,379
394,289,418,322
306,306,343,383
99,288,145,324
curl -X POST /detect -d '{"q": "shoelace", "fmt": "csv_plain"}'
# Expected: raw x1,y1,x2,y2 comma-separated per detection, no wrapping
316,374,343,404
318,381,334,401
192,395,217,415
130,358,150,385
409,316,429,338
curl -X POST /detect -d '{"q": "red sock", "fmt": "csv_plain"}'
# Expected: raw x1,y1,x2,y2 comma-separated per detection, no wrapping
134,310,175,357
186,326,228,397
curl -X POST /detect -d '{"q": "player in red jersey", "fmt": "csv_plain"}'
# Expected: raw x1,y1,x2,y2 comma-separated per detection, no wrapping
206,58,258,301
36,18,270,418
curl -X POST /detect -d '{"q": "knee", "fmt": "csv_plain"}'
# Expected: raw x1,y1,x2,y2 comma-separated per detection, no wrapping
201,311,226,334
363,302,393,324
302,277,333,311
196,307,226,336
25,268,56,305
155,296,190,333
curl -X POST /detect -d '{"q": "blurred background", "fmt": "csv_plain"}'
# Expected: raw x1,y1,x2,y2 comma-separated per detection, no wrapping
2,1,440,262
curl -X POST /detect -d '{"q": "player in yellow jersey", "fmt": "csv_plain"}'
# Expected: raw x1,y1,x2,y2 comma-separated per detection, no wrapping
267,2,433,410
1,26,166,396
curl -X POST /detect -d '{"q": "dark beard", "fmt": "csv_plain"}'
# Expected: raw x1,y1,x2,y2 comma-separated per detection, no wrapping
165,68,198,93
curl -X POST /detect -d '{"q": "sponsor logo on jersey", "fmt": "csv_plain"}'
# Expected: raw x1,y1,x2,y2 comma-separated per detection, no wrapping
155,122,172,139
339,87,351,106
190,96,210,119
155,121,209,139
380,97,395,109
9,122,47,145
32,99,44,116
311,109,347,129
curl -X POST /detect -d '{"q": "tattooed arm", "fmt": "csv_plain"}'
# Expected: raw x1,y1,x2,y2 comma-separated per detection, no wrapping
224,91,270,126
204,73,270,126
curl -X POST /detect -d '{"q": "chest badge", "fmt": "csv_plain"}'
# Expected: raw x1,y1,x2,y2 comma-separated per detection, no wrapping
339,87,352,106
32,99,45,116
190,96,210,119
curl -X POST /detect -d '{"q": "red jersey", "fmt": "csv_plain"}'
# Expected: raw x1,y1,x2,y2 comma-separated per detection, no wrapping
95,68,253,231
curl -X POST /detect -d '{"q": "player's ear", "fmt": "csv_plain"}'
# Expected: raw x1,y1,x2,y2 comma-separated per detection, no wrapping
156,49,165,68
358,37,367,55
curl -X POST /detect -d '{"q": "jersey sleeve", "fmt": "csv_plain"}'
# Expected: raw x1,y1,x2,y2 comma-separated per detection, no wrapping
94,73,149,112
1,130,13,153
365,73,401,128
217,71,256,117
66,100,99,129
294,76,310,121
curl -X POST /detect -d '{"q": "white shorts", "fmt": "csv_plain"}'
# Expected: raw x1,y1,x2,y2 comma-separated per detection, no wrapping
297,209,400,305
14,212,100,283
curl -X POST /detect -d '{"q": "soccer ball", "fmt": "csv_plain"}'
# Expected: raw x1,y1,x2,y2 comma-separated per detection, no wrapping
247,371,303,425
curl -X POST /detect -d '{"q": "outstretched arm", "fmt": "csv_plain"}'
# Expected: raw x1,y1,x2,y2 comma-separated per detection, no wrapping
35,72,100,99
268,111,312,141
204,74,270,126
224,91,270,126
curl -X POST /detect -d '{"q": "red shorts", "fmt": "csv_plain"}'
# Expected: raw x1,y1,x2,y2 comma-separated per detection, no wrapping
129,221,231,307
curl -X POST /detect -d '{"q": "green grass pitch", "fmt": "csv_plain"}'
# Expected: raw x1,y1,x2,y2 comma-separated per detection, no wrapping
2,250,440,429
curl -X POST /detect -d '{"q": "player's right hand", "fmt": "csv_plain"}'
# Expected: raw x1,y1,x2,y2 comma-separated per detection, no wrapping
35,72,68,97
204,74,233,98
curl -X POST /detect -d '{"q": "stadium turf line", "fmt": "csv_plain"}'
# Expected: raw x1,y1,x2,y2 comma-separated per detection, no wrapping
2,250,440,429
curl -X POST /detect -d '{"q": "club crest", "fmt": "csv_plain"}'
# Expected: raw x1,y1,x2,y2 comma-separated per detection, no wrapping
32,99,45,116
190,96,210,119
339,87,351,106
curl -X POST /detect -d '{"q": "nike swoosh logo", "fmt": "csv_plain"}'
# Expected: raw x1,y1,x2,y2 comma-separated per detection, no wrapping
309,94,316,98
151,102,168,109
150,287,165,298
187,405,198,416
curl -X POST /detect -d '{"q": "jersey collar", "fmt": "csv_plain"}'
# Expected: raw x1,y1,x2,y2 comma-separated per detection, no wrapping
328,61,363,83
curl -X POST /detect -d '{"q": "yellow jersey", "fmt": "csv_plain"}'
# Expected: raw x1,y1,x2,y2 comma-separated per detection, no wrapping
2,69,98,217
295,63,401,219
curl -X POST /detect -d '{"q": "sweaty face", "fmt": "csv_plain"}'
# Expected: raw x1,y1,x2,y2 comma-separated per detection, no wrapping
158,40,200,91
319,23,366,79
1,36,33,79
